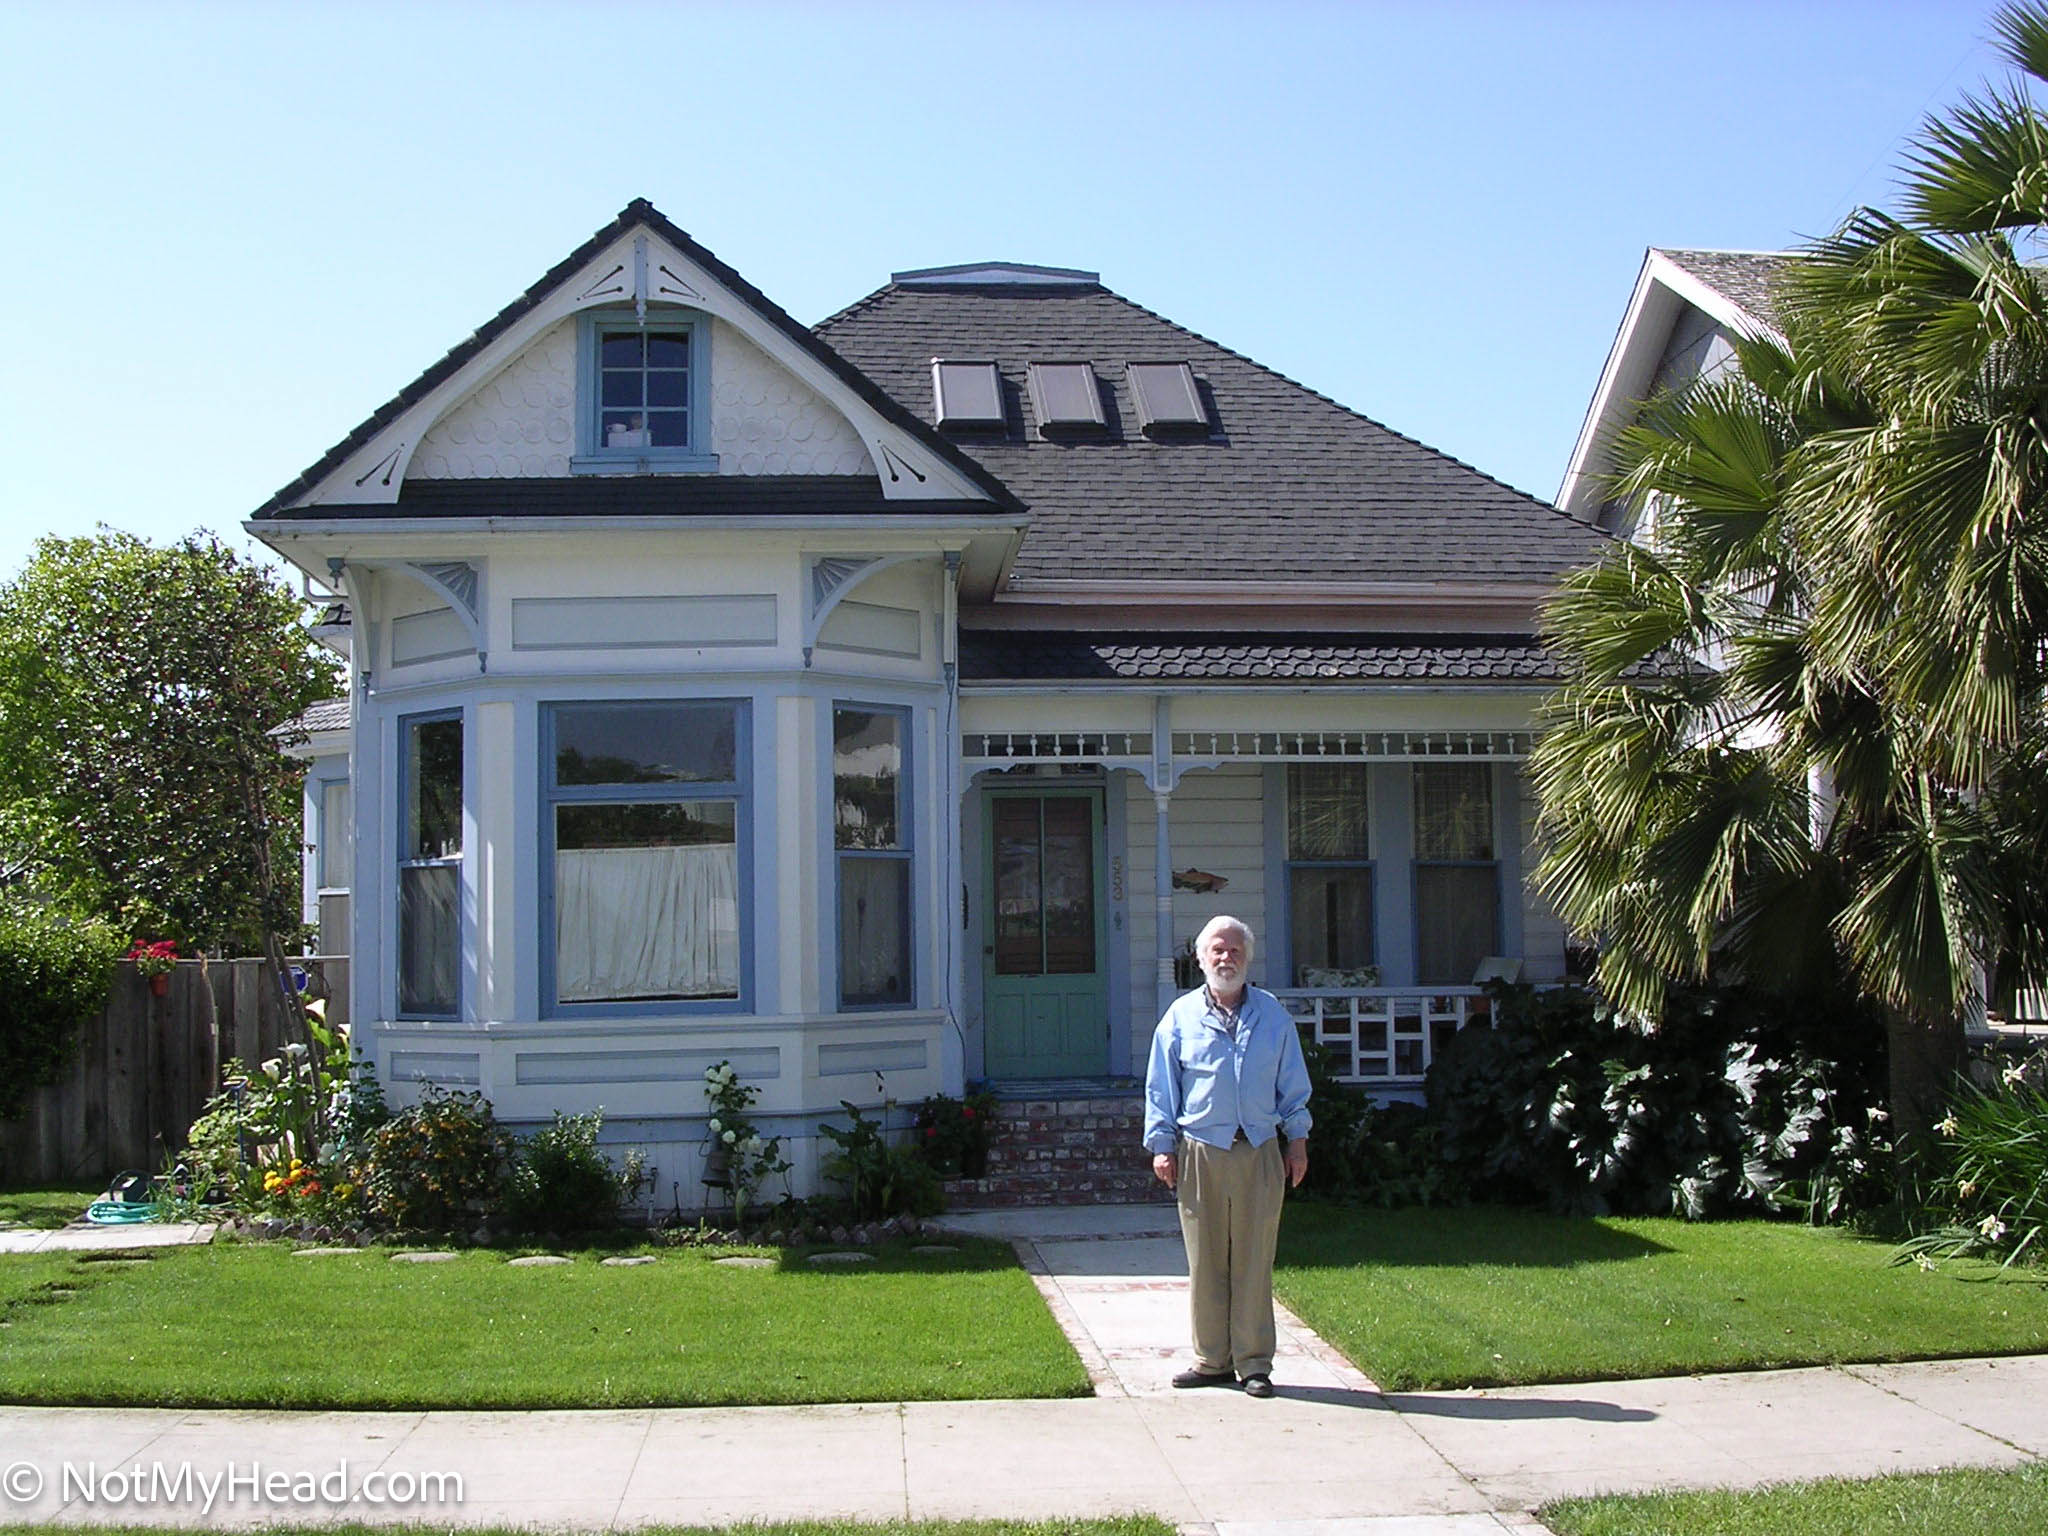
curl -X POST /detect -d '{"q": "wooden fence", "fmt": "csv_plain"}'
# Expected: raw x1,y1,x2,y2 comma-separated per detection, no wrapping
0,955,350,1187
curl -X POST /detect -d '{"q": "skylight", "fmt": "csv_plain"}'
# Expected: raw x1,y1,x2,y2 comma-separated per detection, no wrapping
1026,362,1104,433
1127,362,1207,435
932,360,1005,428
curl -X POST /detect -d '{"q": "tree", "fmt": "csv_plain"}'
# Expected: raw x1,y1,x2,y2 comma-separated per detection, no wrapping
0,530,340,959
1533,1,2048,1148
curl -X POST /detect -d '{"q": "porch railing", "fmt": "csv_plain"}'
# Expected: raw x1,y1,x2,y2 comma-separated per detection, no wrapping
1274,986,1512,1086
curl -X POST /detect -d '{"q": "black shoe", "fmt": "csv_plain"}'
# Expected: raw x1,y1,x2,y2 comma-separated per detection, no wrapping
1171,1368,1237,1389
1240,1373,1274,1398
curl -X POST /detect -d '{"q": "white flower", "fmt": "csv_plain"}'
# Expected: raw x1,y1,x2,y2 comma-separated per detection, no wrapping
707,1117,721,1133
1866,1107,1889,1124
722,1129,737,1144
1916,1255,1937,1272
1937,1115,1960,1137
2003,1063,2029,1089
1978,1215,2009,1242
282,1042,310,1060
260,1058,283,1081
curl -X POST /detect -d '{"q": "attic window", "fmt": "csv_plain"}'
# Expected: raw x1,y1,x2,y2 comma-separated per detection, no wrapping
1026,362,1104,433
1127,362,1207,436
932,360,1005,428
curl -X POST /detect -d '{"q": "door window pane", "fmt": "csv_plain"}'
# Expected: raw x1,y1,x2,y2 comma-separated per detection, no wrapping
840,857,910,1006
992,798,1043,976
1041,798,1096,975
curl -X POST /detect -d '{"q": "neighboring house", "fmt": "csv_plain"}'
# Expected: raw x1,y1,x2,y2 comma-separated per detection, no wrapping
251,200,1605,1196
1557,247,1791,534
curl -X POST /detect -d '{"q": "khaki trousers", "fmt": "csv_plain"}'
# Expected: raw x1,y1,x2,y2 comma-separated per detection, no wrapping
1177,1134,1285,1378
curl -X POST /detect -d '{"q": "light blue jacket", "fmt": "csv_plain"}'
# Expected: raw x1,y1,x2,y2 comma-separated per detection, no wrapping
1143,985,1313,1155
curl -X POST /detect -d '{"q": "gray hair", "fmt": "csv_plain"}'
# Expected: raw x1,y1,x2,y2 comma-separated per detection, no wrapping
1196,914,1255,957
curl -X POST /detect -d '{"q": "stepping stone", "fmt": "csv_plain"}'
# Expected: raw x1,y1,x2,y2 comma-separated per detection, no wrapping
391,1251,458,1263
508,1255,571,1267
601,1255,657,1267
911,1244,960,1255
713,1256,775,1269
808,1250,874,1265
292,1247,358,1258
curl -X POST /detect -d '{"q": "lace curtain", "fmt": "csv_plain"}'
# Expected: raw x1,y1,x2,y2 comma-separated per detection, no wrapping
556,844,739,1002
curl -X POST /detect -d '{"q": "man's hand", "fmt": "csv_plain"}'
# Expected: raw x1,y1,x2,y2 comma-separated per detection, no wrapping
1152,1152,1177,1190
1284,1140,1308,1188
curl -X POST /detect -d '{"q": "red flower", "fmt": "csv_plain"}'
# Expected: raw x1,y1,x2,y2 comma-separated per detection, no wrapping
925,1127,938,1138
962,1107,975,1119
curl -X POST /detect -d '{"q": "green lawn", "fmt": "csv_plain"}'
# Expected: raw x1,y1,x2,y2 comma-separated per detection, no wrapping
1543,1462,2048,1535
0,1236,1090,1409
1275,1203,2048,1391
0,1182,96,1229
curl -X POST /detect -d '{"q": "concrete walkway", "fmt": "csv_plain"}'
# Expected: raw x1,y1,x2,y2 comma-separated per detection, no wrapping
0,1207,2043,1533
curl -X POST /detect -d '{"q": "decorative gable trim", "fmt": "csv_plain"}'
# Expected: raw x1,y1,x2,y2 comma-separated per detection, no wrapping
256,202,1023,518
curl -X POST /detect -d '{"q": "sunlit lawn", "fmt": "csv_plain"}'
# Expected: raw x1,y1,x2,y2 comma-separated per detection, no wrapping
0,1236,1089,1409
1543,1462,2048,1535
1275,1203,2048,1391
0,1182,96,1230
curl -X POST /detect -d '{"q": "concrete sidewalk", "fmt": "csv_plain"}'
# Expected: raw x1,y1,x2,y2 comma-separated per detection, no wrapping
0,1206,2042,1533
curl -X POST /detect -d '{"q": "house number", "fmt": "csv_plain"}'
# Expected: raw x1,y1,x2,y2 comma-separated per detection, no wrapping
1110,856,1124,902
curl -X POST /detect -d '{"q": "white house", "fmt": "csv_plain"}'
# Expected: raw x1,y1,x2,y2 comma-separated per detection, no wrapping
254,201,1606,1197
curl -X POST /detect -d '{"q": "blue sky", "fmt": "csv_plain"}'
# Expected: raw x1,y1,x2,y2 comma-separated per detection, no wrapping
0,0,2014,581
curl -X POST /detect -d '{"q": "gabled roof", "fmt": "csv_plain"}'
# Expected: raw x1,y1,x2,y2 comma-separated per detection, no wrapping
1558,247,1800,521
252,200,1024,518
817,280,1604,589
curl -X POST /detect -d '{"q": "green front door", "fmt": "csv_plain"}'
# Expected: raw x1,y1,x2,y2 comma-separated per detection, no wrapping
983,789,1108,1079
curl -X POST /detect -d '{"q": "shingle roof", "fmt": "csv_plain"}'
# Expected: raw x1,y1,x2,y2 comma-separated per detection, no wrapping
816,281,1603,588
252,201,1023,519
959,630,1566,684
1656,249,1795,329
257,477,995,521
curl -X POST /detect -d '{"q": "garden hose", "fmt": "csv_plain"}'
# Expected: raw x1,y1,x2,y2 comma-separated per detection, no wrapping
85,1199,158,1224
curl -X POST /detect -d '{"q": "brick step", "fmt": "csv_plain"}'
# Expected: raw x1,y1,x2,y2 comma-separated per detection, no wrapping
941,1089,1163,1207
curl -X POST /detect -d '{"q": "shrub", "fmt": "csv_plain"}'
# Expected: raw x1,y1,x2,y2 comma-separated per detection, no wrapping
505,1110,646,1232
0,897,119,1124
820,1101,943,1219
1295,1024,1464,1207
1425,982,1888,1219
701,1060,792,1226
911,1087,998,1177
361,1087,508,1232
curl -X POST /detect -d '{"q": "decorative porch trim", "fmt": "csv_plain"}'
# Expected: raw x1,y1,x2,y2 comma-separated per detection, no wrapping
961,728,1529,767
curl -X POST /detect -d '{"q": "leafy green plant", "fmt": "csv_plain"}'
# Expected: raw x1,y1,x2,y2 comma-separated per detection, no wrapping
820,1101,942,1219
360,1087,508,1233
1895,1054,2048,1269
0,897,118,1127
505,1110,647,1232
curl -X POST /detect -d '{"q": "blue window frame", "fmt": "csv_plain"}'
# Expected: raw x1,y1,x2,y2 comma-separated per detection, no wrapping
834,704,912,1009
543,699,749,1013
398,712,462,1018
573,311,716,474
1412,763,1500,986
1284,764,1377,987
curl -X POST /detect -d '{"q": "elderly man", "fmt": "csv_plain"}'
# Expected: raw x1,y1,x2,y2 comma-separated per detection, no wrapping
1143,914,1311,1398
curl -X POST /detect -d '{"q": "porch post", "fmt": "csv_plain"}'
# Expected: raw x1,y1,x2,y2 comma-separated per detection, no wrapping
1152,696,1177,1019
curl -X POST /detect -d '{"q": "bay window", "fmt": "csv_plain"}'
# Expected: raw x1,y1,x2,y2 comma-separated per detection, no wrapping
398,713,462,1016
835,705,911,1008
546,700,745,1008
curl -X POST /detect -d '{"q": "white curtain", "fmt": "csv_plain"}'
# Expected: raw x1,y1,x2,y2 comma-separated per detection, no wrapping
556,844,738,1002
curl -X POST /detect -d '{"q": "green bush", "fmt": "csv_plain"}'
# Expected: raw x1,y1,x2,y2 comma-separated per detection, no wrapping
1295,1024,1464,1207
361,1087,508,1233
1425,982,1888,1219
505,1111,645,1232
911,1086,998,1177
0,897,118,1122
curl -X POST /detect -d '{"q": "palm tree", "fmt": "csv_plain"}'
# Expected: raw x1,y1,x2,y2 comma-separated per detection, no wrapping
1536,1,2048,1146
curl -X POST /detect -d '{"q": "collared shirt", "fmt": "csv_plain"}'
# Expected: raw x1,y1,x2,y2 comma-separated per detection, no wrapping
1143,983,1312,1155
